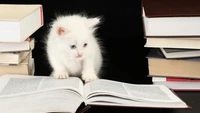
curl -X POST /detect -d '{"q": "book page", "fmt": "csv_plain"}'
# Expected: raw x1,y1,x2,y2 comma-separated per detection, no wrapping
0,74,84,98
0,41,30,52
123,83,181,102
85,95,187,108
0,89,83,113
84,79,183,102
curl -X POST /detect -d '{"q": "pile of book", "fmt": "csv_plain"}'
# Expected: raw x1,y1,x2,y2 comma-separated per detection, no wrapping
142,0,200,91
0,4,43,76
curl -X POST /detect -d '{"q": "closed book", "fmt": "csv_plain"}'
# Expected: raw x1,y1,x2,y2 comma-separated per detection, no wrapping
147,49,200,79
142,0,200,36
144,36,200,49
0,50,30,64
153,77,200,82
159,48,200,59
142,0,200,17
0,53,34,76
0,38,35,52
152,76,200,91
0,4,43,42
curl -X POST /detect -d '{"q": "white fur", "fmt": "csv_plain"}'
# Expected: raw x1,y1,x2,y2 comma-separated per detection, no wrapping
45,14,103,82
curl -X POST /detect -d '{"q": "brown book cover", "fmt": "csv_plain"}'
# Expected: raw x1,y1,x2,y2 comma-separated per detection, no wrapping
147,49,200,79
142,0,200,17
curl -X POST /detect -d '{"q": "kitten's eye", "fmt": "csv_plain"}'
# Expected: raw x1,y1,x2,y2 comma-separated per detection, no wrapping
83,43,87,47
70,45,76,49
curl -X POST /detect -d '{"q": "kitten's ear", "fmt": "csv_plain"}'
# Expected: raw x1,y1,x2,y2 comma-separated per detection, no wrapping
86,17,101,28
57,27,68,36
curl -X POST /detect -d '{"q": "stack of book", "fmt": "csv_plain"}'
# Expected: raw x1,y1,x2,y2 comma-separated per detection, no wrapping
142,0,200,91
0,4,43,76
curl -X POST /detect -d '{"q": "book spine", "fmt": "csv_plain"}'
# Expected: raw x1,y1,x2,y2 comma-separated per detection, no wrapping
152,77,200,82
40,6,43,25
166,78,200,82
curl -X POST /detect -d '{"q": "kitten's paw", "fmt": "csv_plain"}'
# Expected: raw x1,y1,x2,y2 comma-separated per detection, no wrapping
82,72,98,83
52,71,69,79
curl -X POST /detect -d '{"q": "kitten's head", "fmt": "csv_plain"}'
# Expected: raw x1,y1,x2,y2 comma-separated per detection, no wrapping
50,14,101,60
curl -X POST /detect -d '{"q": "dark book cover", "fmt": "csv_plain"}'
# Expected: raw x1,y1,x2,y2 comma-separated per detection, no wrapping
142,0,200,17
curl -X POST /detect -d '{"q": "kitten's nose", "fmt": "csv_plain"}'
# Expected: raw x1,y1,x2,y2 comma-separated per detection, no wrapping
77,53,83,57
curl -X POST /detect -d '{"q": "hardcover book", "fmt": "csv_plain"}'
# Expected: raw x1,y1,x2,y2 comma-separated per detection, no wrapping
147,49,200,79
0,4,43,42
142,0,200,17
144,36,200,49
142,0,200,36
151,76,200,91
159,48,200,58
0,53,34,76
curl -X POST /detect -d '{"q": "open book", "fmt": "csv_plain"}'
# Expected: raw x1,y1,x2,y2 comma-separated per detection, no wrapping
0,74,190,113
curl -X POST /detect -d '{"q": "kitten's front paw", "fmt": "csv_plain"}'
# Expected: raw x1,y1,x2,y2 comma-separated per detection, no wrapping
82,72,98,83
51,71,69,79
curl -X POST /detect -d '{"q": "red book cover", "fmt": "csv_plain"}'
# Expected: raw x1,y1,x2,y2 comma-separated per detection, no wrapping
166,78,200,82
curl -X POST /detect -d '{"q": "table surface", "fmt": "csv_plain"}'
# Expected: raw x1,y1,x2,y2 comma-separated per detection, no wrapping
170,91,200,113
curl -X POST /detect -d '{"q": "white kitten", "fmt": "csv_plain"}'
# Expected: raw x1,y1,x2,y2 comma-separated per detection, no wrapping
45,14,103,83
